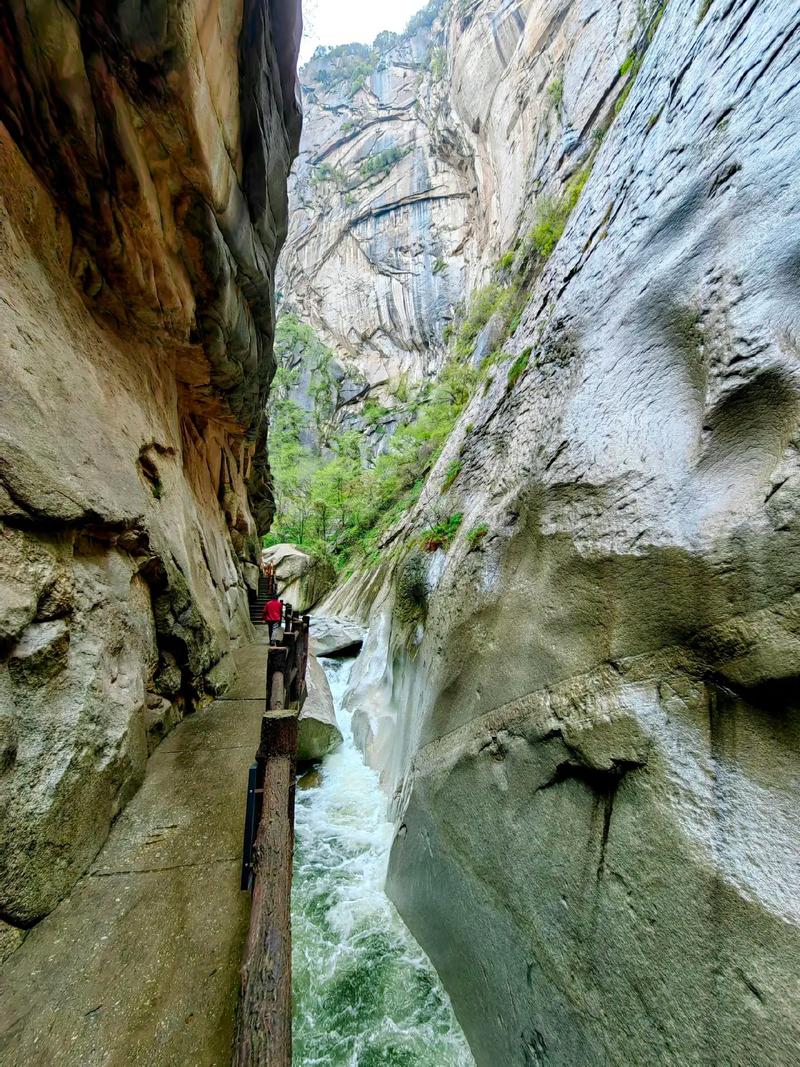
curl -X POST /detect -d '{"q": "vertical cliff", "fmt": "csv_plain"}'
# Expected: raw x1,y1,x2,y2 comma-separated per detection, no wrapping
0,0,300,931
279,0,640,394
311,0,800,1063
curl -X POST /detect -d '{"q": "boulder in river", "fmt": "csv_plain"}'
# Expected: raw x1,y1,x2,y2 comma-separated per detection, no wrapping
309,616,365,658
298,655,342,761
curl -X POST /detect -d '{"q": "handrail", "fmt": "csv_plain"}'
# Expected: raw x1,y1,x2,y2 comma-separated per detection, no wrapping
234,607,311,1066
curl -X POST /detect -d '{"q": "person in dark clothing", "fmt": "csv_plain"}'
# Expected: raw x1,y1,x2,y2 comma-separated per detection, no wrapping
262,596,282,643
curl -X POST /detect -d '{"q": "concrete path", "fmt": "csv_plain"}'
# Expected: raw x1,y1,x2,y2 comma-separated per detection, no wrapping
0,636,269,1066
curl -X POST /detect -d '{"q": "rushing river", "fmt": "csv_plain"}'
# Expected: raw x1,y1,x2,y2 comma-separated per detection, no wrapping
292,656,474,1067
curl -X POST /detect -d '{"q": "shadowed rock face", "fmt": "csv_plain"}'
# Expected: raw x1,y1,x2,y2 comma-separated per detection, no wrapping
0,0,300,925
332,0,800,1063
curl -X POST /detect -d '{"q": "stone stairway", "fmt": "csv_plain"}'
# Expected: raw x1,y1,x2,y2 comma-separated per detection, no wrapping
249,572,271,626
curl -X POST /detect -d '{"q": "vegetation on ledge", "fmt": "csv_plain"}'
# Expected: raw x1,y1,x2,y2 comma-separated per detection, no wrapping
265,316,478,572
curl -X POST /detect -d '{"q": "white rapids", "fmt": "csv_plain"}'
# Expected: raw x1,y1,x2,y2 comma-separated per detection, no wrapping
292,655,474,1067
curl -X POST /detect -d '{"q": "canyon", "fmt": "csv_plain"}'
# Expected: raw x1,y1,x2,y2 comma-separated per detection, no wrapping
1,0,799,1064
282,0,800,1063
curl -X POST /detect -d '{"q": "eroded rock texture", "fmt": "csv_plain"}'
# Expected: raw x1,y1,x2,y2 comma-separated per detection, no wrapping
334,0,800,1063
0,0,300,926
280,0,638,391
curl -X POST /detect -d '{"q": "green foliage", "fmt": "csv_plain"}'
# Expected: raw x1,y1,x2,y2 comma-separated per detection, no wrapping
498,249,516,271
363,401,390,427
615,1,668,113
527,198,564,259
454,284,508,358
311,43,378,96
548,77,564,109
267,321,480,569
360,146,407,180
466,523,489,550
395,551,428,625
374,30,400,52
619,52,636,78
420,512,463,552
429,46,446,80
432,257,447,275
697,0,712,19
311,162,348,187
524,163,592,262
441,458,461,493
405,0,444,35
646,107,663,131
507,347,532,391
391,373,411,404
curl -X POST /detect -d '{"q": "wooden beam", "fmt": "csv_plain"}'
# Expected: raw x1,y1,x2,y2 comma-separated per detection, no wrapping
234,712,298,1067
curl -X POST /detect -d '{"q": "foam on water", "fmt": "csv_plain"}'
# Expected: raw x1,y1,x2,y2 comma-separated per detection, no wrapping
292,656,474,1067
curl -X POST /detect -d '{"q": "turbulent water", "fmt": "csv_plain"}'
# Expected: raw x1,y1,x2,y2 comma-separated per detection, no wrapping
292,657,474,1067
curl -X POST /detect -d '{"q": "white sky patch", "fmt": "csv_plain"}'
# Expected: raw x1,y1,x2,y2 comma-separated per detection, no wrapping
300,0,429,64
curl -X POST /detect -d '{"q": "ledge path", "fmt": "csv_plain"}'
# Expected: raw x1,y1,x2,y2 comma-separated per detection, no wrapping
0,635,270,1066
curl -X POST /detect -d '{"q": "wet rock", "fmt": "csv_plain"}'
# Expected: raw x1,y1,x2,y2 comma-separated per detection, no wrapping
298,655,342,761
297,767,323,790
310,615,365,657
331,2,800,1064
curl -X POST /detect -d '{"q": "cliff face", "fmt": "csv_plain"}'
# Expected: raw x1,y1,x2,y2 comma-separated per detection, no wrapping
280,0,638,394
319,0,800,1063
0,0,300,928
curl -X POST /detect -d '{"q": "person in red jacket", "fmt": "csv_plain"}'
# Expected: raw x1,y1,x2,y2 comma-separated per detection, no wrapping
262,596,282,642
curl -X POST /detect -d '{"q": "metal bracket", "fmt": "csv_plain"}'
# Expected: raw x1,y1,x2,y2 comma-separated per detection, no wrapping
240,762,262,891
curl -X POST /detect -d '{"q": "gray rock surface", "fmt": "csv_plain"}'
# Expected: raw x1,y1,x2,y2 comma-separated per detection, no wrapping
309,615,366,657
335,1,800,1064
0,635,270,1065
298,654,343,761
280,0,639,398
0,1,300,925
263,542,335,611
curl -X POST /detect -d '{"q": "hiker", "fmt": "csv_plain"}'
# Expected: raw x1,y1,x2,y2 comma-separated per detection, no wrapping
262,594,282,642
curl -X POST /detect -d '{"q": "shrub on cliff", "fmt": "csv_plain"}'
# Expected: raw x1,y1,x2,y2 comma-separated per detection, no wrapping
420,512,463,551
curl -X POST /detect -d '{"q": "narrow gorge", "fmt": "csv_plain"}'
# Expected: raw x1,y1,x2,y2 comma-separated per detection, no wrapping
1,0,799,1064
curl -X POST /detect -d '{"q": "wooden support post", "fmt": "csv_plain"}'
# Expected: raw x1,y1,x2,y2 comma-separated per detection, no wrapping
234,711,298,1067
266,646,287,713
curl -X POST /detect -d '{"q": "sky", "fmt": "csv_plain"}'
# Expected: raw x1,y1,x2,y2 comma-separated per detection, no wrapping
299,0,429,64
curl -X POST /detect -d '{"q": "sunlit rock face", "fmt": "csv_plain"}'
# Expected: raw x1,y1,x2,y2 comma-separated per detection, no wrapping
279,0,638,392
335,0,800,1063
0,0,300,924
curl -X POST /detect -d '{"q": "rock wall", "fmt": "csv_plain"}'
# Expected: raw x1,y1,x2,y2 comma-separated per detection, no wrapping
279,0,639,393
338,0,800,1063
0,0,300,927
